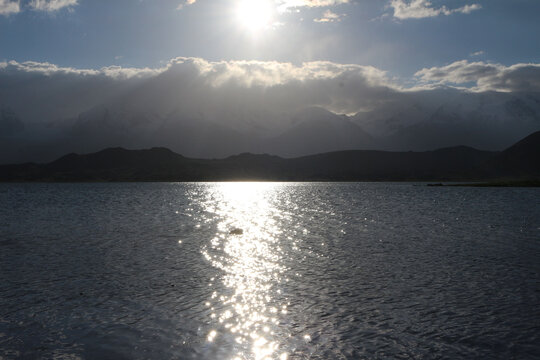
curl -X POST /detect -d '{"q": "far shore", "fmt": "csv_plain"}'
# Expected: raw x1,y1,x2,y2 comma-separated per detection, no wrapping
428,180,540,187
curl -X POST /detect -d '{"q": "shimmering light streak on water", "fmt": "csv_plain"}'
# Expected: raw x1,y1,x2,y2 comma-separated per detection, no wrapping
198,183,289,360
0,183,539,359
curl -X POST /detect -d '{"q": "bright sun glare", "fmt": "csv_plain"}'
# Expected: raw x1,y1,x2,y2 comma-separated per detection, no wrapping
236,0,274,32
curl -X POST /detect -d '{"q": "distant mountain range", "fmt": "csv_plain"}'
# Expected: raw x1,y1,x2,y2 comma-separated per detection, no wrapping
1,131,539,182
2,90,540,165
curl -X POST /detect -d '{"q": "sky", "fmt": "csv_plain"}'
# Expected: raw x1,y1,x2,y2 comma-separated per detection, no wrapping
1,0,539,77
1,0,540,163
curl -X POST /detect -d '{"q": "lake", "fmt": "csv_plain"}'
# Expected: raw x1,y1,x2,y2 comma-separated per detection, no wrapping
0,183,539,359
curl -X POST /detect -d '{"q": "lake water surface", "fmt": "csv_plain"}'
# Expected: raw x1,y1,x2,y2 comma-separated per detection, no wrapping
0,183,539,359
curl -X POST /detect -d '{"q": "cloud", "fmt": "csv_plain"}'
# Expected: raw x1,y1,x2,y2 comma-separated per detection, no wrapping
0,60,161,129
1,57,540,164
0,60,159,79
157,58,397,116
0,57,403,162
29,0,78,12
314,9,343,22
415,60,540,92
4,58,540,119
5,57,540,127
470,50,484,57
176,0,196,10
277,0,349,12
0,0,20,15
0,57,397,130
390,0,481,19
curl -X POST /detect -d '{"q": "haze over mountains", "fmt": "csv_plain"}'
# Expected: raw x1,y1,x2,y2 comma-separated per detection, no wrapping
1,59,540,164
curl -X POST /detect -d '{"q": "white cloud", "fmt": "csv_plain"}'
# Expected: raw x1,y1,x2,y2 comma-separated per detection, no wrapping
470,50,484,57
5,57,540,129
176,0,196,10
29,0,78,12
0,57,402,162
0,60,160,79
314,9,343,22
174,59,374,94
390,0,481,20
0,0,20,16
4,58,540,116
277,0,349,12
415,60,540,92
0,57,398,128
1,57,540,164
0,57,390,87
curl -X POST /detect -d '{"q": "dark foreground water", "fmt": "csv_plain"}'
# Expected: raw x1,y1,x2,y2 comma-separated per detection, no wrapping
0,183,539,359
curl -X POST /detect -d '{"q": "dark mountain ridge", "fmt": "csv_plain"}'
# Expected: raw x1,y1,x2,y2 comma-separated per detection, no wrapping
1,131,539,182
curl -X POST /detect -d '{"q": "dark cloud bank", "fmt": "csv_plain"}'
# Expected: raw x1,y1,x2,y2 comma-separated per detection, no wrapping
1,58,540,164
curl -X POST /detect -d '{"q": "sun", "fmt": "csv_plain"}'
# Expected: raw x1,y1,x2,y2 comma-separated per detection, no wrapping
235,0,274,33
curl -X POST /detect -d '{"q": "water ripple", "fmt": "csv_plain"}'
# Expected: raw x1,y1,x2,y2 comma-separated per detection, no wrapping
0,183,539,359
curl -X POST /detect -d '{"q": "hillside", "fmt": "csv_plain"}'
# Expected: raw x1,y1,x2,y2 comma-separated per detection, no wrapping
1,131,539,182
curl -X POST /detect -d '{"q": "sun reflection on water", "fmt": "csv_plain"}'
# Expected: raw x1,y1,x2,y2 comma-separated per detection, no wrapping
200,183,290,360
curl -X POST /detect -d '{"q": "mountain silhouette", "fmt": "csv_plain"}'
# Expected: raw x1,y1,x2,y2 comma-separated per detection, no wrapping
1,131,538,182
